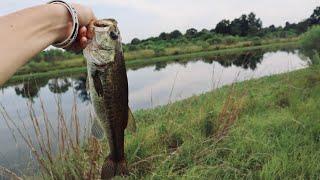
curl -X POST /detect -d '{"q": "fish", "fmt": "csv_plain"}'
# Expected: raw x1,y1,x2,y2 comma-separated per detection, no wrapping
83,19,136,179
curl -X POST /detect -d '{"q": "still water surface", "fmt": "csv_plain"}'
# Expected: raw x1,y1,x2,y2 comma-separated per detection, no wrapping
0,49,309,174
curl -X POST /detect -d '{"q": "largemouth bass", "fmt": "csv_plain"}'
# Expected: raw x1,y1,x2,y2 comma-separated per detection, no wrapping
84,19,135,179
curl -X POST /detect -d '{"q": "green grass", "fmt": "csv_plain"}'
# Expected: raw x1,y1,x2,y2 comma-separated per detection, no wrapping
11,64,319,179
122,65,320,179
7,40,298,86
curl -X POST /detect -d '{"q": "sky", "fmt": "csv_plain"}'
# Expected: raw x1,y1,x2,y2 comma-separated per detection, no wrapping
0,0,319,42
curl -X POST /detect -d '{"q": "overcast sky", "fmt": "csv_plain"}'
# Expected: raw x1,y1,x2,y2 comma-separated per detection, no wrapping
0,0,319,42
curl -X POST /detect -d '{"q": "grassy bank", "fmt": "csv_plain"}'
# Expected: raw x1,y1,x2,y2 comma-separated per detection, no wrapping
123,65,320,179
7,40,298,85
9,64,319,179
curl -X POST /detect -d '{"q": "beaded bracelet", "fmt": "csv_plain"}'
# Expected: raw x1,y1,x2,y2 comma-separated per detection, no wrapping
47,0,79,48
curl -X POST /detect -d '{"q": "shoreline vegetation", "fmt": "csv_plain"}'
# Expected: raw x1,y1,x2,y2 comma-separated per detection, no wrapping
7,40,298,85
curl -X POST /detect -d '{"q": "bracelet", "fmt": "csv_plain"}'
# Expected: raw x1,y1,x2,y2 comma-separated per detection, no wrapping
47,0,79,48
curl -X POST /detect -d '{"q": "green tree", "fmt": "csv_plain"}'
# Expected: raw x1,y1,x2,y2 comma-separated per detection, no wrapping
169,30,183,39
215,20,231,34
310,6,320,25
247,12,262,35
131,38,141,45
185,28,198,38
159,32,170,40
229,13,261,36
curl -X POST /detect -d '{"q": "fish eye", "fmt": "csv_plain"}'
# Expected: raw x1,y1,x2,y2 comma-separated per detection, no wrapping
110,31,118,40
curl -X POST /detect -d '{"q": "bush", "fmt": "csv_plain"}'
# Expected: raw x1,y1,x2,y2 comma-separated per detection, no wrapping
300,26,320,51
127,45,140,51
223,36,237,45
207,37,223,45
311,51,320,65
153,46,166,56
251,37,262,46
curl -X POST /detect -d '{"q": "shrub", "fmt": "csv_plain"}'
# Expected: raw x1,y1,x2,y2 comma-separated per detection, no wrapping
153,46,166,56
223,36,237,45
251,37,262,46
300,26,320,51
207,37,223,45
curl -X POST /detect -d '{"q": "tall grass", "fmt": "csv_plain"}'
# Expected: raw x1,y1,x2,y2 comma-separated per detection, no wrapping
0,165,22,180
0,95,103,179
0,77,246,179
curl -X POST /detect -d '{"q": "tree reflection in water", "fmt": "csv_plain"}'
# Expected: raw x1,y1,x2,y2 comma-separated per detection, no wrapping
14,75,91,103
154,61,167,71
13,48,302,102
203,50,264,70
48,78,71,94
73,74,90,103
14,79,48,100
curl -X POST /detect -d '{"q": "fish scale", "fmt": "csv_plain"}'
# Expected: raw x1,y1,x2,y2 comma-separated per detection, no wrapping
84,19,135,179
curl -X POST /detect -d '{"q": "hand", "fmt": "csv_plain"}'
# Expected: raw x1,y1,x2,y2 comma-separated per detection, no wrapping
57,3,96,53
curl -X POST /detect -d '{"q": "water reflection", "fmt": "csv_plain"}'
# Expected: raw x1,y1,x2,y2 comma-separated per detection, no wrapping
155,61,168,71
10,49,283,100
14,79,48,100
48,78,71,94
212,50,264,70
73,74,90,103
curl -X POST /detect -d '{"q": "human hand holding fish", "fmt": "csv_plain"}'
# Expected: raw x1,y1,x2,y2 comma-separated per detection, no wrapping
0,2,96,85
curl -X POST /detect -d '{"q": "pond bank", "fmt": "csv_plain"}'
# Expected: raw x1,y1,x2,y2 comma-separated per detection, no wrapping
26,64,320,179
128,65,320,179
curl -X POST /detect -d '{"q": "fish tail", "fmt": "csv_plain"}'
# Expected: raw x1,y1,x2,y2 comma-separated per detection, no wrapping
91,118,105,140
101,156,128,179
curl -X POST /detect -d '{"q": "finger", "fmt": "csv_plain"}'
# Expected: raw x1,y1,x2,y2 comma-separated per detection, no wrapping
87,20,95,39
65,39,82,54
77,26,87,41
80,26,87,37
80,37,88,49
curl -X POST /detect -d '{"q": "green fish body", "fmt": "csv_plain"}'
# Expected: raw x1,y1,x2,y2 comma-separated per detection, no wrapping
84,19,133,179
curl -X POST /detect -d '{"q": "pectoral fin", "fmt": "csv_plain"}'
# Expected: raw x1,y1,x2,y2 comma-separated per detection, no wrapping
127,107,137,133
91,70,104,97
91,118,105,140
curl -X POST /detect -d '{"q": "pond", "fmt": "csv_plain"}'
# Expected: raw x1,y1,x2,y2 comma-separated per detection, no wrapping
0,48,309,175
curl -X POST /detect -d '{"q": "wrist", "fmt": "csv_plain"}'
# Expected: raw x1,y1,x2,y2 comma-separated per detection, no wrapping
46,3,72,44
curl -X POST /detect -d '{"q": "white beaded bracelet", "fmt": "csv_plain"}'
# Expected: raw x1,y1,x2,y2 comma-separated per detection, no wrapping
47,0,79,48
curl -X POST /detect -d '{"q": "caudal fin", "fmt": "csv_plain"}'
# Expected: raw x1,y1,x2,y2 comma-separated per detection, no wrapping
101,156,129,179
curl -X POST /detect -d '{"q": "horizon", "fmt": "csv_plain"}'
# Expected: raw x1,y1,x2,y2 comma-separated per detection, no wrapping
0,0,319,42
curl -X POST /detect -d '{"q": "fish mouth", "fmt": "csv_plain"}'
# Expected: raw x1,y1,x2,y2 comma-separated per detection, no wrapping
94,20,113,28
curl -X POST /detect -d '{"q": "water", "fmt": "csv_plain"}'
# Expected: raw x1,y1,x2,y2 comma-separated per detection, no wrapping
0,49,309,174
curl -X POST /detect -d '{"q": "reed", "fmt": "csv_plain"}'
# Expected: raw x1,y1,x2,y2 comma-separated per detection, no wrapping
0,94,103,179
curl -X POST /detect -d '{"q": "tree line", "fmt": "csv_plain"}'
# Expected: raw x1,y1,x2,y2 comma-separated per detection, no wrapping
129,6,320,45
30,6,320,63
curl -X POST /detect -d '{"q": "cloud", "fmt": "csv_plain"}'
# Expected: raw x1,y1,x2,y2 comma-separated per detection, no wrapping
1,0,319,42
